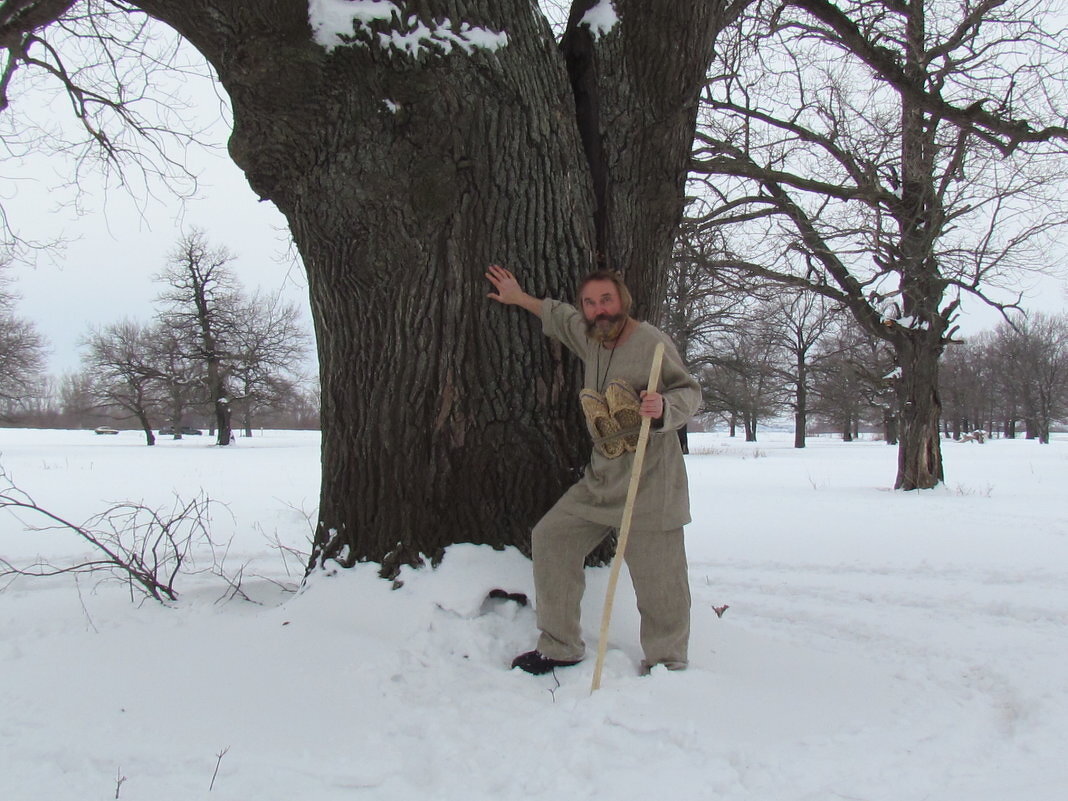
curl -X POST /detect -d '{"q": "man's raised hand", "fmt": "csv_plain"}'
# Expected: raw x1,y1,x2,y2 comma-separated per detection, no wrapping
485,264,544,317
485,264,523,305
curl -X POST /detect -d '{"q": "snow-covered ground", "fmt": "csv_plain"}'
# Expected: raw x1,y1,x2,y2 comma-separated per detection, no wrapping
1,428,1066,800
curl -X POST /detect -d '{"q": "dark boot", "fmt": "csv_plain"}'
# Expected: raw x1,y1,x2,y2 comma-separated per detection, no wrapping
510,650,581,675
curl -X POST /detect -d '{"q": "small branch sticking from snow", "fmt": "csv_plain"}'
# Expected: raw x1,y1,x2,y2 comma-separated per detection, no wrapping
209,746,231,792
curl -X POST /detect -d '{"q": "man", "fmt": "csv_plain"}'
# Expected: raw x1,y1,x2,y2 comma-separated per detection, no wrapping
485,264,701,675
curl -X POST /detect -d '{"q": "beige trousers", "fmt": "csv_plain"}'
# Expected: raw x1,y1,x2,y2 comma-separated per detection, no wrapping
531,503,691,671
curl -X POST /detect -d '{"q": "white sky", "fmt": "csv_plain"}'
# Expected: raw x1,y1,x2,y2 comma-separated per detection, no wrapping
4,27,308,378
13,152,306,376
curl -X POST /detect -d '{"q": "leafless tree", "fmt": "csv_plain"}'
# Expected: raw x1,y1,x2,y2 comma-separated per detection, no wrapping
660,221,770,369
0,1,207,258
81,318,165,443
701,308,787,441
808,322,898,442
691,0,1068,488
147,323,202,438
57,369,97,426
0,257,47,417
767,291,842,448
994,312,1068,443
227,288,311,436
156,228,238,445
939,332,999,438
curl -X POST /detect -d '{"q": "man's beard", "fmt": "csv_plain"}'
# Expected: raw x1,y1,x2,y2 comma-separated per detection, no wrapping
585,313,626,343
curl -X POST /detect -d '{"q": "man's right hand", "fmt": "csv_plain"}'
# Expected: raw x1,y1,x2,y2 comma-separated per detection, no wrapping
485,264,524,305
485,265,544,316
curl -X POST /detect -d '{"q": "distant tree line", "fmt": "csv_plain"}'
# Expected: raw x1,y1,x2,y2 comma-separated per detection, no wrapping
1,232,318,440
662,225,1068,446
6,225,1064,450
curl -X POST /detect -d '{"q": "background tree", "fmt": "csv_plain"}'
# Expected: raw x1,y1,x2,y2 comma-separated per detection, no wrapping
810,324,898,442
149,324,203,439
660,222,760,368
995,312,1068,443
56,370,99,428
690,0,1068,488
701,309,785,441
227,289,311,437
659,222,767,449
81,319,164,444
156,229,239,445
767,291,840,448
0,257,47,420
939,332,998,438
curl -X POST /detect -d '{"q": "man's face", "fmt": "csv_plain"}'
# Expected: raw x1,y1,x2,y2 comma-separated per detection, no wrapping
580,279,626,341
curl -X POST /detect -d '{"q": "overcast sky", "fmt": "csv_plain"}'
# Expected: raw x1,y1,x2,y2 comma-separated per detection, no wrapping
5,27,309,378
10,128,308,376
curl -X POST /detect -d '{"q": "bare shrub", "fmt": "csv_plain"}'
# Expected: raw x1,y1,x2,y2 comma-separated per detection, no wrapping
0,466,214,602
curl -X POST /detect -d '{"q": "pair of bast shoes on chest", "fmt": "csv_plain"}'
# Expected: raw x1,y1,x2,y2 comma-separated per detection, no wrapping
581,379,642,459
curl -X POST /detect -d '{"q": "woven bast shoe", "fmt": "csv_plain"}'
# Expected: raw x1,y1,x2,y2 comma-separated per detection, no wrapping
605,379,642,451
580,389,626,459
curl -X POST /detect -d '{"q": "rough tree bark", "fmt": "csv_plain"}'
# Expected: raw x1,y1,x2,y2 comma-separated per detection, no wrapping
118,0,735,574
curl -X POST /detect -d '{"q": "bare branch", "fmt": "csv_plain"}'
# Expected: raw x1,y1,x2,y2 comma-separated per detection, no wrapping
0,465,216,602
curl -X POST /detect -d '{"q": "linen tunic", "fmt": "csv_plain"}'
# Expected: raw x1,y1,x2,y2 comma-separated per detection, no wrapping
540,299,702,531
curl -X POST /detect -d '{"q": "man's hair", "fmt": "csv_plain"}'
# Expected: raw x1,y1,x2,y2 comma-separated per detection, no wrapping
577,270,633,316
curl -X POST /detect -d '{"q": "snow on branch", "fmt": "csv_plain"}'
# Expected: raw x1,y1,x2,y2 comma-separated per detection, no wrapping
308,0,509,56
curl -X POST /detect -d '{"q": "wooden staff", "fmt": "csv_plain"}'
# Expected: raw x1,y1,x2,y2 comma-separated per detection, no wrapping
591,342,665,692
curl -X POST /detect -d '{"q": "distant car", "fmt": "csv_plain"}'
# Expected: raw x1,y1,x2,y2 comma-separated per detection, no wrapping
94,426,120,435
158,426,203,436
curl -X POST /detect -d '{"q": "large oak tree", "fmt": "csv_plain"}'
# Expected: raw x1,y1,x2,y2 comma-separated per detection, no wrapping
2,0,745,574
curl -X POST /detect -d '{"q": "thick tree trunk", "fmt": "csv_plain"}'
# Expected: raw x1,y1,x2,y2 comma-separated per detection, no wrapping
883,408,898,445
207,356,232,446
1038,417,1051,444
894,336,944,489
891,4,945,490
573,1,727,319
794,360,807,448
137,0,724,574
743,412,757,442
793,410,806,448
138,413,155,447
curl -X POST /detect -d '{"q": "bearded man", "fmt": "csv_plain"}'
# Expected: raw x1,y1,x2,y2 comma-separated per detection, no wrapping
485,264,701,675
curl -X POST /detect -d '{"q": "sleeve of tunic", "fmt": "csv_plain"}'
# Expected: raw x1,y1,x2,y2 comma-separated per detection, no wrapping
653,329,702,433
539,299,589,358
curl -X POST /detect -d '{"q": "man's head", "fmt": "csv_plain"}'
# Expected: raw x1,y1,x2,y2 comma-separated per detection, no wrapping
578,270,633,342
